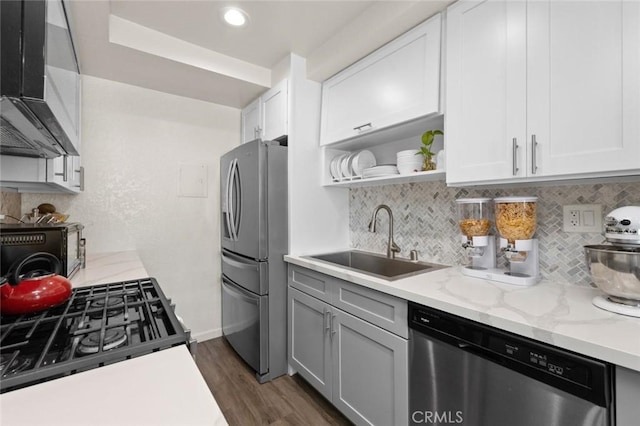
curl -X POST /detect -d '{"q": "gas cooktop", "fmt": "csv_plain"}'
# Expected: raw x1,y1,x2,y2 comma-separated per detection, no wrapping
0,278,194,393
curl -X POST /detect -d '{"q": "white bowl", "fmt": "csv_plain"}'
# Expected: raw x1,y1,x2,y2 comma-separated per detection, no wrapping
397,160,423,170
397,157,422,164
397,149,420,158
398,164,422,175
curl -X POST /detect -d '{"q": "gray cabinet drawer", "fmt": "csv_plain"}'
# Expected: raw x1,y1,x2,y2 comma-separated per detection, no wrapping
333,280,408,339
288,265,332,303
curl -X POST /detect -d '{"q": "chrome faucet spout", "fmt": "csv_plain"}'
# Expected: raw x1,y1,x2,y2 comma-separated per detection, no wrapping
368,204,401,259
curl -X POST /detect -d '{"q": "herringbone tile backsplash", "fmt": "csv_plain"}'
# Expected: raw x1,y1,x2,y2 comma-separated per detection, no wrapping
350,180,640,286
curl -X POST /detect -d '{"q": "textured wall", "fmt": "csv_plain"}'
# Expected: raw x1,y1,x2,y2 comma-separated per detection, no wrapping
22,75,240,340
350,180,640,286
0,191,21,222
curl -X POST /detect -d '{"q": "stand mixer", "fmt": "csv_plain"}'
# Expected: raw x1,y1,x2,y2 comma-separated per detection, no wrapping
456,198,496,278
585,206,640,317
457,196,540,286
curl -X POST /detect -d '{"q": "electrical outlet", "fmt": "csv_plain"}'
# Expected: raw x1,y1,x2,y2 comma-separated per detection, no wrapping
563,204,602,233
569,210,580,227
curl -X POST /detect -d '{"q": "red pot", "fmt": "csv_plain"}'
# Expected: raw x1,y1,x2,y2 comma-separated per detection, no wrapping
0,252,72,316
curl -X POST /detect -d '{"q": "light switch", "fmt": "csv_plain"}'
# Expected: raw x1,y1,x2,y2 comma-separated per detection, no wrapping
583,210,595,227
178,164,208,198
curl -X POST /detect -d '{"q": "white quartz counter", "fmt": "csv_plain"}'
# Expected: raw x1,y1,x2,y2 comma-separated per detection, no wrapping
285,255,640,372
71,250,149,288
1,251,227,426
0,346,227,426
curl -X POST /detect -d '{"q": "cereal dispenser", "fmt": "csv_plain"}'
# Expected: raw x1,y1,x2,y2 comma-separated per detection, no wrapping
456,198,496,276
493,196,540,286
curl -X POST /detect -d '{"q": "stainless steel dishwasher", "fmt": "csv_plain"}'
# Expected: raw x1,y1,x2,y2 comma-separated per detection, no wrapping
408,302,614,426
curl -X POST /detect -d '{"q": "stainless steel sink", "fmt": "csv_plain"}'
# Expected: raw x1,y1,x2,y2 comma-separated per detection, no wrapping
306,250,447,281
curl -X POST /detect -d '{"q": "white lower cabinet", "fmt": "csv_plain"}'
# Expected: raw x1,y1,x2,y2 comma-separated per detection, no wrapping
288,265,408,426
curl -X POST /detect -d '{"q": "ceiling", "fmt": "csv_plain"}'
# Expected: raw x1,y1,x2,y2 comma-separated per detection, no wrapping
67,1,452,109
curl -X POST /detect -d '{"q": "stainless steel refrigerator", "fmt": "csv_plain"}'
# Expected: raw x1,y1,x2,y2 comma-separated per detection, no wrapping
220,139,288,383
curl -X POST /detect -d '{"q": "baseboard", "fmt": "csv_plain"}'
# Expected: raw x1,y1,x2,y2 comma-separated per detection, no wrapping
193,328,223,342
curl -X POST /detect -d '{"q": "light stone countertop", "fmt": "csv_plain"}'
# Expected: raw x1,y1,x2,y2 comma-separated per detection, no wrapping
71,250,149,288
284,255,640,372
0,346,228,426
1,251,228,425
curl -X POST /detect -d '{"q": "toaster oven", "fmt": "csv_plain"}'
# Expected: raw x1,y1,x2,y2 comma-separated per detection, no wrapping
0,223,84,279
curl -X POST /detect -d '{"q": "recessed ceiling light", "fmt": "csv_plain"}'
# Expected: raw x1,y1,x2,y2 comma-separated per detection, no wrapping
221,7,249,27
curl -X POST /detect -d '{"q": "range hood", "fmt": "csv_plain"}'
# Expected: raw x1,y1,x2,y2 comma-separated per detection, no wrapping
0,0,80,159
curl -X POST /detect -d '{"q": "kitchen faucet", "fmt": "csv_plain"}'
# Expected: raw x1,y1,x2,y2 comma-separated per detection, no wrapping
368,204,401,259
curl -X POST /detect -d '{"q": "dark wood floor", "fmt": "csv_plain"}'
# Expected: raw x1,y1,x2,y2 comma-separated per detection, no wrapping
196,337,351,425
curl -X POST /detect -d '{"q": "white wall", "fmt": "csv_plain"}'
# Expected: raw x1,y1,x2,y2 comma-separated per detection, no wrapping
287,54,350,255
22,75,240,341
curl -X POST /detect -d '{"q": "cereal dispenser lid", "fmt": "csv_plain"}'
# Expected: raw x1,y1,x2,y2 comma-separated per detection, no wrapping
455,198,492,204
494,196,538,203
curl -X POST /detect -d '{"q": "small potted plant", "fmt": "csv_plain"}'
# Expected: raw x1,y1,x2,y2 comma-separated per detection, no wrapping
417,129,443,171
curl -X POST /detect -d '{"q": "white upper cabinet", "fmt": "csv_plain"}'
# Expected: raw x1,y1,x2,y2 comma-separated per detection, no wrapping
445,0,526,183
241,79,288,144
527,0,640,177
446,0,640,185
320,14,442,146
261,79,288,142
241,98,261,144
0,154,82,194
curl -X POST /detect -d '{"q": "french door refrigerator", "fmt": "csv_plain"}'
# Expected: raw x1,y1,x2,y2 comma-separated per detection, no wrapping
220,139,288,383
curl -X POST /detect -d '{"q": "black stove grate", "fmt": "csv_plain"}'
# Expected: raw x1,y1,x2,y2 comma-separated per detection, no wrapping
0,278,191,393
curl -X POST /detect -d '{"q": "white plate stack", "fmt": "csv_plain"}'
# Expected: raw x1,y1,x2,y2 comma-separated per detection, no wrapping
396,150,423,175
362,165,399,178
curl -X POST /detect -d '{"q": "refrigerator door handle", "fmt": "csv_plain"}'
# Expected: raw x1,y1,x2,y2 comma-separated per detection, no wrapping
222,251,259,271
228,159,239,241
222,277,259,305
232,158,242,240
224,158,234,240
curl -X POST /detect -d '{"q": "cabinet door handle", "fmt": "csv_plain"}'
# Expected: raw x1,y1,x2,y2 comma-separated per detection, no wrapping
74,166,85,190
330,314,337,340
531,134,538,175
512,138,519,176
55,156,69,182
353,122,372,133
324,309,331,334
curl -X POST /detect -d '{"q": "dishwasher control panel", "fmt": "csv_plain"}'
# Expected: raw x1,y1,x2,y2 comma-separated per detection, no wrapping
487,335,591,388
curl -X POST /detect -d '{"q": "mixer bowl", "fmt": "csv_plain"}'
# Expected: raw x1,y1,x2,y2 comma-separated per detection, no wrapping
584,245,640,304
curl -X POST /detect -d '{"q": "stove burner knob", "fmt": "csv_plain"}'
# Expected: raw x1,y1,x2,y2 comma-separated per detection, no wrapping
620,219,632,226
